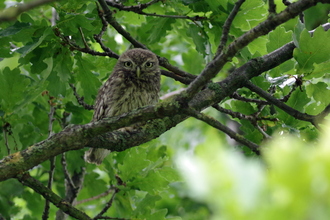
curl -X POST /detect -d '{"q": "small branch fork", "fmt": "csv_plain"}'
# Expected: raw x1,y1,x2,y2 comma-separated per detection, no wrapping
69,84,94,110
105,0,207,21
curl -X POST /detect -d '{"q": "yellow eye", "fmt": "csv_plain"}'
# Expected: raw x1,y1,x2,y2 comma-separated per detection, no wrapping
146,62,153,68
124,61,132,67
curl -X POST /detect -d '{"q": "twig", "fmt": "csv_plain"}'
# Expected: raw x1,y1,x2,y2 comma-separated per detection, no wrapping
159,57,196,80
0,0,58,22
55,29,118,59
184,108,260,154
212,104,279,122
79,27,90,50
280,83,297,102
215,0,246,57
43,104,56,220
230,92,269,105
17,173,92,220
94,217,130,220
69,84,94,110
245,80,316,124
106,0,206,21
106,0,160,12
93,188,120,220
160,70,193,85
76,188,114,205
2,123,10,155
98,0,148,49
268,0,276,14
61,153,76,190
94,3,119,58
253,121,272,139
282,0,304,22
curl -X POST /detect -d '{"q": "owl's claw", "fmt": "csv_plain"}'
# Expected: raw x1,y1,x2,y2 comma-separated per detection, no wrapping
119,126,134,132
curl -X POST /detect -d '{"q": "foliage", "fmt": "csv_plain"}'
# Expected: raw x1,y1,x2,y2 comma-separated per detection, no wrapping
0,0,330,219
179,121,330,220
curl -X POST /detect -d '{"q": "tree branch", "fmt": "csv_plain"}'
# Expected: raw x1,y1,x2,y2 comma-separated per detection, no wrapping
97,0,197,83
215,0,246,57
43,104,56,220
0,40,299,182
184,108,260,154
17,173,92,220
0,0,58,22
245,81,315,123
105,0,207,21
76,188,113,205
69,84,94,110
184,0,330,101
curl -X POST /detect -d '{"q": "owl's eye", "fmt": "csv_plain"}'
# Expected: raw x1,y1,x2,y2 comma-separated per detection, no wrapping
146,62,153,68
124,61,132,67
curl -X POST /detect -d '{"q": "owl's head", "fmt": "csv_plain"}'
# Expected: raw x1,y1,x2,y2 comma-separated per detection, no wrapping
116,48,160,78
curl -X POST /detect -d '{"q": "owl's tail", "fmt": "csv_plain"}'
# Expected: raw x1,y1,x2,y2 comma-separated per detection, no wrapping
84,148,111,165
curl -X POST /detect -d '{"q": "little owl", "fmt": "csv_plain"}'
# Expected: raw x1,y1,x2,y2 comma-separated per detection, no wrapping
85,48,161,165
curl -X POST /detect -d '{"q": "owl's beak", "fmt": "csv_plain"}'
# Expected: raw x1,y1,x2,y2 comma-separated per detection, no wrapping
136,66,141,78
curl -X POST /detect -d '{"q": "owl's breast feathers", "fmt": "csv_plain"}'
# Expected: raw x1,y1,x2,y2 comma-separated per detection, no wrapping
92,70,160,121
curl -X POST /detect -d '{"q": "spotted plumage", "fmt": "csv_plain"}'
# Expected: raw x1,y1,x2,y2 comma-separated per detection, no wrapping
85,48,161,165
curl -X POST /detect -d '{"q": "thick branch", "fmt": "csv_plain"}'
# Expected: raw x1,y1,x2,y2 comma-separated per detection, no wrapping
0,40,298,182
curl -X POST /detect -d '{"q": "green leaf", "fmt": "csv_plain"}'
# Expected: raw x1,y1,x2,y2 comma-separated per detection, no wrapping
0,67,30,112
204,0,222,12
75,53,101,102
292,19,305,48
57,14,95,35
158,166,181,182
267,26,292,53
268,59,295,77
248,36,268,55
183,0,211,12
286,89,310,112
304,3,330,30
305,102,325,115
231,100,255,115
306,82,330,105
182,49,204,75
84,172,108,196
131,170,169,194
293,27,330,74
118,147,150,182
53,49,73,83
16,27,53,57
304,61,330,80
132,193,162,217
46,71,67,97
232,0,266,31
186,24,208,55
146,17,176,44
65,102,93,124
0,22,30,37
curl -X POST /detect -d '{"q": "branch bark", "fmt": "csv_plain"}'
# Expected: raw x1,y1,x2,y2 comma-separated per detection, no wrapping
0,40,298,182
17,173,91,220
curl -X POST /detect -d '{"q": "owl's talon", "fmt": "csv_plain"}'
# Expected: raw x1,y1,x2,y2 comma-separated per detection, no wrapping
119,126,134,132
